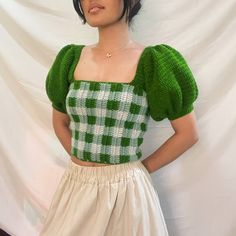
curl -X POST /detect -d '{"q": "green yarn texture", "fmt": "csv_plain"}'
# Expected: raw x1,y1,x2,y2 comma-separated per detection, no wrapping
45,43,198,164
45,43,198,121
66,81,149,164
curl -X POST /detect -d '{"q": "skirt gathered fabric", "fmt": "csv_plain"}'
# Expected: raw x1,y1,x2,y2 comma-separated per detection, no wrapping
39,159,169,236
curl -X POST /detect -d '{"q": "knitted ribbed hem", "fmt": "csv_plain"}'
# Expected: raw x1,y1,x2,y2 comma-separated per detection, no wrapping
52,103,67,114
168,105,194,121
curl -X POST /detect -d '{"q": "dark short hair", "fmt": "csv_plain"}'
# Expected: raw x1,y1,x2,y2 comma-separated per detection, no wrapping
73,0,142,26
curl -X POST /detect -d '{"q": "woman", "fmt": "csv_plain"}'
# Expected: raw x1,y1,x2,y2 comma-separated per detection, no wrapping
40,0,199,235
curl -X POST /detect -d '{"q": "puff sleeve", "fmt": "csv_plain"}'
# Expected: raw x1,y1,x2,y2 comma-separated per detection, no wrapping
144,44,199,121
45,44,74,114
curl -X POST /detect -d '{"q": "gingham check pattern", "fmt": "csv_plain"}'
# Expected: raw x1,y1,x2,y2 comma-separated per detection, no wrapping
66,81,149,164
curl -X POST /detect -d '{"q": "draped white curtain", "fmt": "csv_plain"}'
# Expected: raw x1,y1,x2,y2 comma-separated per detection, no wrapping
1,0,236,235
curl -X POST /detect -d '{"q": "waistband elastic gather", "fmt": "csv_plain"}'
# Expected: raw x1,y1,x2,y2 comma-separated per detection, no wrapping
63,159,149,184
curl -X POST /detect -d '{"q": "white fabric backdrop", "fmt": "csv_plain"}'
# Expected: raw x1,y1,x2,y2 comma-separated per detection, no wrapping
1,0,236,235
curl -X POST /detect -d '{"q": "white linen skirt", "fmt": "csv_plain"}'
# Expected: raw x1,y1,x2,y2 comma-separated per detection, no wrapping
39,159,169,236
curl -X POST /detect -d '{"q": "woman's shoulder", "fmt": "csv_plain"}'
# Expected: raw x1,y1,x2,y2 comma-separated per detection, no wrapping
142,43,194,72
143,43,182,58
141,43,198,121
45,43,76,114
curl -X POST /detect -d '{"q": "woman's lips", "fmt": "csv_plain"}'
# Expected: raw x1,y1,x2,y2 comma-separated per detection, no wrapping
88,6,104,14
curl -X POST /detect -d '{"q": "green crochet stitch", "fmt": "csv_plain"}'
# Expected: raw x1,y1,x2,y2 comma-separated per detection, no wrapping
45,43,198,164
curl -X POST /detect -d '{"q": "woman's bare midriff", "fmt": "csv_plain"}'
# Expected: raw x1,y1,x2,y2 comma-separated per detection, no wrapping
71,155,113,167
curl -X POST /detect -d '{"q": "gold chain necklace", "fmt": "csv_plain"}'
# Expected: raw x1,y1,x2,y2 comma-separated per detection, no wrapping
95,40,133,59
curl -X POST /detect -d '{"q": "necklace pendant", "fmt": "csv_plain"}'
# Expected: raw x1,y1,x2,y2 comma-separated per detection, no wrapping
106,52,112,58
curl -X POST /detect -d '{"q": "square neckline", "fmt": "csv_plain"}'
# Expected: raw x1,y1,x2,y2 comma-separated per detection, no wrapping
72,44,151,86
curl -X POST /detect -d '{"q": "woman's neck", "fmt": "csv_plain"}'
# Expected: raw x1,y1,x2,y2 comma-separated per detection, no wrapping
96,21,132,50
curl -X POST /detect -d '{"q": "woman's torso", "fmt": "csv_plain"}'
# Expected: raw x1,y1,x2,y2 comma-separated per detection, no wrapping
71,42,146,167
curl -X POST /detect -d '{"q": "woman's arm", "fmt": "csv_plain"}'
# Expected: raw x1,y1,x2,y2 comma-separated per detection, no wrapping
52,108,71,156
142,111,199,174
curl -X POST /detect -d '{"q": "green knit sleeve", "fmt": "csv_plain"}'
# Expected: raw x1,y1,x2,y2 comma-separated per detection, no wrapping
45,44,74,114
144,44,199,121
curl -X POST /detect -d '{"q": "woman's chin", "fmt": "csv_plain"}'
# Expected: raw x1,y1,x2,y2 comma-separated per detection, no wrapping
85,16,120,28
86,20,108,28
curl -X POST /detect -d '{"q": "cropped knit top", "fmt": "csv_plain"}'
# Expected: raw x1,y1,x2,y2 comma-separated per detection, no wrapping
45,44,198,164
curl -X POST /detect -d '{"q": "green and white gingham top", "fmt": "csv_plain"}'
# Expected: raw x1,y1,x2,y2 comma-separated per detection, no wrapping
45,44,198,164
